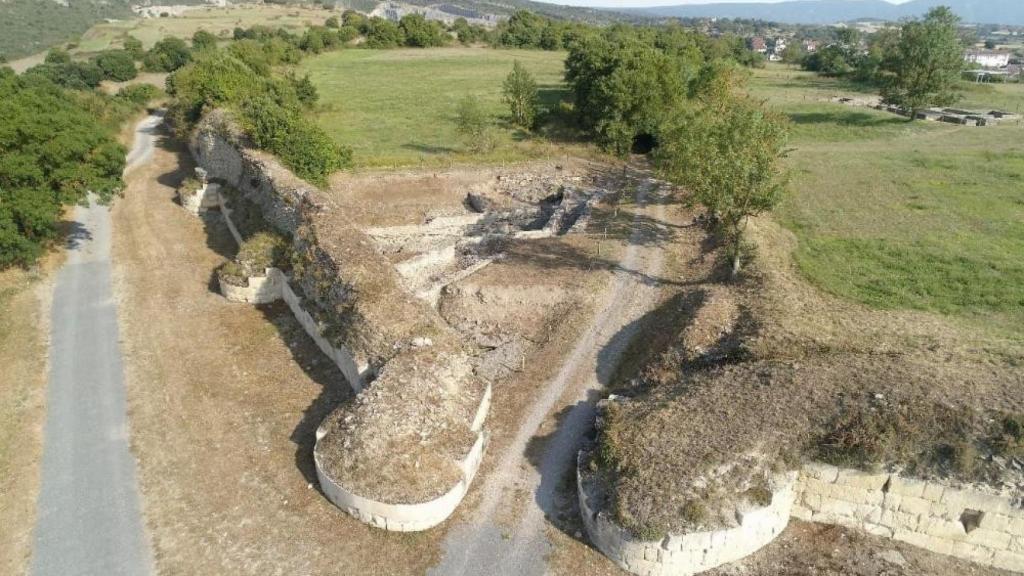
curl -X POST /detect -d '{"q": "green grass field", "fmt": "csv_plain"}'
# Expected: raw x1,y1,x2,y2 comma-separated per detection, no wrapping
751,65,1024,335
298,48,582,168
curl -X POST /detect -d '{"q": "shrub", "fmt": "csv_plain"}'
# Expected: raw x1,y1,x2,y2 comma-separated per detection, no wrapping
143,37,191,72
0,69,126,268
123,36,144,60
94,49,137,82
454,95,495,153
116,83,160,106
502,61,539,129
235,231,289,275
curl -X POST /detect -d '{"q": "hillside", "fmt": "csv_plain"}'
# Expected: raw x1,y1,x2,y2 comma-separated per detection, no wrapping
342,0,647,24
0,0,132,60
633,0,1024,26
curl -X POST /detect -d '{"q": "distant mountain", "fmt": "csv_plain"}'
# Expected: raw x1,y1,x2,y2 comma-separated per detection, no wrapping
631,0,1024,26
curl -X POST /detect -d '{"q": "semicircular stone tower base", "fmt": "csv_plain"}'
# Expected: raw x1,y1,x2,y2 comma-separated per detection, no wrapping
577,450,798,576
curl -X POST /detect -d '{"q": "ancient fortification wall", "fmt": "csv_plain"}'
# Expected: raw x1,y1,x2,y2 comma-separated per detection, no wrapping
794,463,1024,572
579,455,1024,575
578,450,796,576
186,110,489,532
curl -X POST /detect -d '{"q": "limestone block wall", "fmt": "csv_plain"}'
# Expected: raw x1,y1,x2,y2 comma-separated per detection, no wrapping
179,181,221,215
190,111,306,236
187,110,492,532
219,268,285,305
313,404,489,532
578,450,797,576
279,275,367,393
793,463,1024,572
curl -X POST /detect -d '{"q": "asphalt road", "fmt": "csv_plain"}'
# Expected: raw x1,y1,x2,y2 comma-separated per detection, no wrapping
430,176,668,576
30,114,162,576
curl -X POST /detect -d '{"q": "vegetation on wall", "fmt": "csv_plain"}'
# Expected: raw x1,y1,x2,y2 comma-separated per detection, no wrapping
166,37,351,184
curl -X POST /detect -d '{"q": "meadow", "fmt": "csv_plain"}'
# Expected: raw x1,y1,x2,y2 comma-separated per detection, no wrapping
751,65,1024,335
298,47,582,168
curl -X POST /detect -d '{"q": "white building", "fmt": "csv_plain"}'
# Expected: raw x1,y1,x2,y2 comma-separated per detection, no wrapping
965,50,1011,69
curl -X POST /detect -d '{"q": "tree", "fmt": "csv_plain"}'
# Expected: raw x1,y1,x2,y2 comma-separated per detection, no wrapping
325,15,340,29
655,95,789,275
399,14,448,48
192,30,218,52
94,50,137,81
984,39,997,50
143,37,191,72
44,48,71,65
502,61,539,129
0,69,126,267
363,18,404,49
123,36,144,60
879,7,964,118
780,44,806,65
454,95,494,153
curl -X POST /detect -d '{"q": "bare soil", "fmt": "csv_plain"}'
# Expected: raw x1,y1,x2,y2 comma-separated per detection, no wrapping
111,131,447,575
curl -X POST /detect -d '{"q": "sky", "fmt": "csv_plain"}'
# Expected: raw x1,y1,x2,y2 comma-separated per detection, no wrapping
539,0,913,7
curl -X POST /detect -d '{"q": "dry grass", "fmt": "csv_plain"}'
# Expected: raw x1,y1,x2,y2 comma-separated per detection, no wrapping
111,132,448,575
0,267,49,575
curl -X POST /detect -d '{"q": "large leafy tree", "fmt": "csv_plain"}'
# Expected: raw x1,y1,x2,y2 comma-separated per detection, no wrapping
879,6,964,118
566,27,700,156
655,94,789,275
502,61,539,129
0,69,126,267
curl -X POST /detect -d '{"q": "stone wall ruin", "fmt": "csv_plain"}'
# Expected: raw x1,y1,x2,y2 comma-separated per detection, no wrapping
186,110,490,531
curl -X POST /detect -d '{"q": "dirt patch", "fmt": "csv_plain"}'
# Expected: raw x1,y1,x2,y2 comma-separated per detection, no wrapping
0,267,50,576
112,131,446,575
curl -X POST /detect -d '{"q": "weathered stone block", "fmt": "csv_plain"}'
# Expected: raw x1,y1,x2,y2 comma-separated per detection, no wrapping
804,462,840,483
836,469,889,491
862,522,894,538
991,550,1024,572
888,476,927,498
981,513,1012,533
898,496,932,516
966,528,1013,550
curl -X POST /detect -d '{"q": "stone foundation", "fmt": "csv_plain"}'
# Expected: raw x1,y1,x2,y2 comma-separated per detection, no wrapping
578,450,797,576
186,110,490,531
580,456,1024,574
794,463,1024,572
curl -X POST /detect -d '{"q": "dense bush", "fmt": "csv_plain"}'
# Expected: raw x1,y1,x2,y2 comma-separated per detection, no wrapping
123,35,144,60
93,49,137,81
116,83,161,106
399,14,449,48
24,59,103,90
167,50,350,184
192,30,218,52
143,37,192,72
363,17,405,49
0,69,127,267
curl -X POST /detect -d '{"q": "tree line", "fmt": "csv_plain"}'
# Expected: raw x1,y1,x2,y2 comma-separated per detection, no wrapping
799,7,970,116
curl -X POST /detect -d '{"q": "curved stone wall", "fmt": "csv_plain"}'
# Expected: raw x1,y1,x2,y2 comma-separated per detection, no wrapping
219,268,284,305
577,450,797,576
580,453,1024,574
313,420,488,532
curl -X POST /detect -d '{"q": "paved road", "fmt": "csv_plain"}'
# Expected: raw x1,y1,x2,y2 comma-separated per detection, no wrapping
30,115,162,576
430,175,668,576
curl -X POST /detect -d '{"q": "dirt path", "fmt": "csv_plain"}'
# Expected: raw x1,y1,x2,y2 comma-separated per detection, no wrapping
29,115,159,576
429,173,668,576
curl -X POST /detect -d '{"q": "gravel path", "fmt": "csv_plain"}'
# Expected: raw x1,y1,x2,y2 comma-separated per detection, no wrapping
430,173,668,576
29,115,161,576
